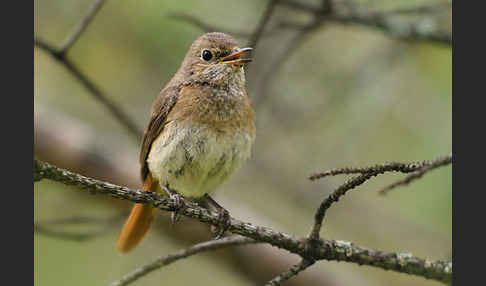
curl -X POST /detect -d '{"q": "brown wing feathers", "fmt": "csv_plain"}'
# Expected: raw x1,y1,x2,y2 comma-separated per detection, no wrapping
139,86,180,181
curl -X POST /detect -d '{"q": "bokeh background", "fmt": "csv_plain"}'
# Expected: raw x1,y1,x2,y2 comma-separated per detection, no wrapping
34,0,452,285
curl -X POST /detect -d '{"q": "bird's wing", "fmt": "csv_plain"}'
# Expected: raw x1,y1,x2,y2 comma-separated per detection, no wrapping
139,85,181,181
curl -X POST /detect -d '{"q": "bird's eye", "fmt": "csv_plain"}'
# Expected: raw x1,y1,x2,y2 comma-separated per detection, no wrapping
201,50,213,61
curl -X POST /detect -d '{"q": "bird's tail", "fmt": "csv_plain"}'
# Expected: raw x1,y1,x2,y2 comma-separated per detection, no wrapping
117,174,156,253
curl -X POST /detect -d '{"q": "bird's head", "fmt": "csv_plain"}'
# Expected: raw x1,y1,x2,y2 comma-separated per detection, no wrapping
179,32,252,86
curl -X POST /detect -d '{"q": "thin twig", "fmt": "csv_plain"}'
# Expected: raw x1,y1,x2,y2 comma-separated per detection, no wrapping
309,171,380,240
111,236,256,286
247,0,281,49
34,38,142,139
252,19,322,108
34,0,142,139
35,213,126,225
374,2,450,16
309,154,452,180
264,259,315,286
34,223,108,241
59,0,107,52
280,0,451,45
168,13,251,38
308,154,452,240
34,213,126,241
379,156,452,195
34,158,452,284
327,12,451,45
279,0,324,13
245,0,281,81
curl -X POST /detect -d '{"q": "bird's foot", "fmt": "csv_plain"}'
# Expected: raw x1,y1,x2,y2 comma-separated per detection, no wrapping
210,207,231,239
162,184,185,225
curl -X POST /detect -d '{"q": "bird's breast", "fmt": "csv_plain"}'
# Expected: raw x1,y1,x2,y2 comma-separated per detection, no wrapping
147,119,254,197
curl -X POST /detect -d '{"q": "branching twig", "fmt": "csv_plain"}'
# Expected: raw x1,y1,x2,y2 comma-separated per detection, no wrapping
111,236,256,286
281,0,451,45
309,154,452,180
34,38,142,139
252,19,322,108
264,259,315,286
168,13,251,38
34,158,452,284
34,0,142,139
247,0,281,49
309,171,380,240
379,156,452,195
244,0,281,85
35,1,451,284
327,11,451,45
59,0,107,52
308,154,452,240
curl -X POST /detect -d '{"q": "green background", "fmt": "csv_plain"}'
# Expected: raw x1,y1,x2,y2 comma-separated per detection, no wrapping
34,0,451,285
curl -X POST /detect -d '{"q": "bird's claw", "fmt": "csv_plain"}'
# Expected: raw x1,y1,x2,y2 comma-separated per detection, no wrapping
211,208,230,239
163,184,185,225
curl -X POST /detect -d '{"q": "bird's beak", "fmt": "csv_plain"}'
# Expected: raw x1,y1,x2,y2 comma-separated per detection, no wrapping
219,47,253,66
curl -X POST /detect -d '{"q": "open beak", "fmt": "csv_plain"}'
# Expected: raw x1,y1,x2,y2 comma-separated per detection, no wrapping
219,47,253,66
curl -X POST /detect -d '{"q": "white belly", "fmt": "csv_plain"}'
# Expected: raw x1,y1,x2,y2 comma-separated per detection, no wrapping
146,120,253,197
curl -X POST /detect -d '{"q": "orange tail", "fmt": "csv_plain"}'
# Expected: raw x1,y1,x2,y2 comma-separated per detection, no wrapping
117,175,155,253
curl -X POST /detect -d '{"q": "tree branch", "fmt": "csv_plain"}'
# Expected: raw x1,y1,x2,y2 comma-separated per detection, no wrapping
59,0,107,52
34,213,126,241
379,155,453,195
34,38,142,139
111,236,256,286
280,0,451,45
264,259,315,286
34,0,142,139
168,13,251,38
34,158,452,284
309,171,379,240
309,154,452,180
247,0,281,49
33,109,360,285
251,19,321,108
308,154,452,240
327,11,451,45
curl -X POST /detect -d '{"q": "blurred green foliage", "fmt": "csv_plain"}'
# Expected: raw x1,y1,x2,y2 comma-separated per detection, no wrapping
35,0,451,285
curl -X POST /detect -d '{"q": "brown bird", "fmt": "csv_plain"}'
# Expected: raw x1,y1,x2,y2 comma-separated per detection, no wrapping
117,32,256,252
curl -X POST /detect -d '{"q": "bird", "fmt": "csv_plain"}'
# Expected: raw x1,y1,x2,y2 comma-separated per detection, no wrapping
117,32,256,253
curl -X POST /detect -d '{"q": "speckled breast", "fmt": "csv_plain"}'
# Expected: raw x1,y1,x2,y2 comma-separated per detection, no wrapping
147,120,254,197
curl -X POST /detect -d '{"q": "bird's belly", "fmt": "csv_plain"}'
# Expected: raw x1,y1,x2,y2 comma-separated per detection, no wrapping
146,120,253,197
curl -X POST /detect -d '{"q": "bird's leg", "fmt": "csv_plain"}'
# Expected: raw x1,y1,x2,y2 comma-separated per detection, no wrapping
203,194,231,239
162,184,185,225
